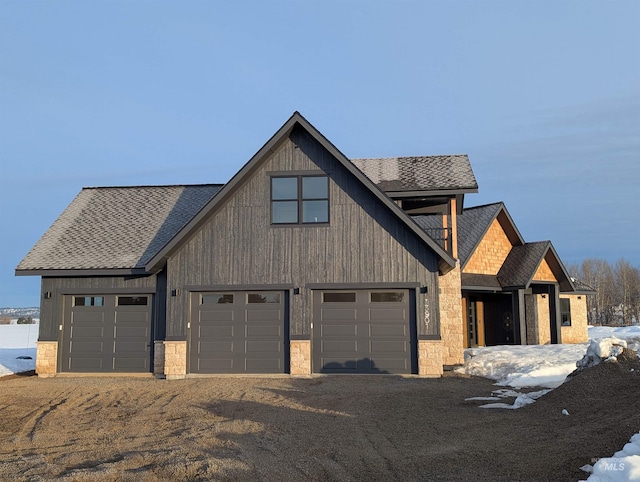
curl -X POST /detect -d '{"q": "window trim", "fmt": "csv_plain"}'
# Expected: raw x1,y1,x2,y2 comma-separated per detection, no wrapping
560,298,572,326
270,175,329,226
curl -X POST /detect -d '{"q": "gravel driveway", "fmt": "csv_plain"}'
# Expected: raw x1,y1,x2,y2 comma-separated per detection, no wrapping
1,365,638,481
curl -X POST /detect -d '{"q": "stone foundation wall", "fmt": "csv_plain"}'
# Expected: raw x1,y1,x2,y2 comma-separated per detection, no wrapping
36,341,58,377
561,294,589,343
290,340,311,376
418,339,443,377
439,264,464,365
164,341,187,379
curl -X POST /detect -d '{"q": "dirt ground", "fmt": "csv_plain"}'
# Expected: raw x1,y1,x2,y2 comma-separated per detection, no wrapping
1,360,639,482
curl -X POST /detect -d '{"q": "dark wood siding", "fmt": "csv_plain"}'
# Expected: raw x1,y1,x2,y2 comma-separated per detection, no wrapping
39,275,157,342
167,127,440,339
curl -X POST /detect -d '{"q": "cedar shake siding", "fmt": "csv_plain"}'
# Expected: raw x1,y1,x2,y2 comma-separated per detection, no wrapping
463,218,514,275
166,127,441,340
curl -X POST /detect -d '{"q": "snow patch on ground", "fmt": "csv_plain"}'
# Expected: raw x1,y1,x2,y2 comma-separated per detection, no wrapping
582,433,640,481
0,323,38,376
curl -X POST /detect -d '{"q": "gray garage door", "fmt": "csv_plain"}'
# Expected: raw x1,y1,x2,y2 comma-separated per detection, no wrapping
313,289,415,374
62,295,152,372
189,291,287,374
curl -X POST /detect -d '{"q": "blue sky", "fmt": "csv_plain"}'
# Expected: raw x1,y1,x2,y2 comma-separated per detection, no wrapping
1,1,638,307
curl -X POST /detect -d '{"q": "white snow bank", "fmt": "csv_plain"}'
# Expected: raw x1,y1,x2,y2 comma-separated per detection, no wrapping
460,343,587,389
0,323,38,377
582,433,640,481
589,326,640,352
576,337,628,370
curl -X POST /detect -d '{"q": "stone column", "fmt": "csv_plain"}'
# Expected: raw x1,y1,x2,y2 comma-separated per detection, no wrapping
439,263,465,366
36,341,58,377
164,341,187,379
418,339,444,377
290,340,311,376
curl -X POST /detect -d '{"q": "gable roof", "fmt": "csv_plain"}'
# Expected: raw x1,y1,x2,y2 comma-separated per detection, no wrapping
142,112,456,273
457,202,525,268
16,184,222,275
351,155,478,195
497,241,574,292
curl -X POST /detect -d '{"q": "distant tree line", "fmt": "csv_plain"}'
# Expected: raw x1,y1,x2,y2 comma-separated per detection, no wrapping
569,259,640,326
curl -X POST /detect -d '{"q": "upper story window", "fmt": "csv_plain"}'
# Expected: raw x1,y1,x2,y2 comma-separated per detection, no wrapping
271,175,329,224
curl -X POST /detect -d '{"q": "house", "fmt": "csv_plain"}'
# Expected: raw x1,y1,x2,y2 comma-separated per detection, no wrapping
16,112,591,378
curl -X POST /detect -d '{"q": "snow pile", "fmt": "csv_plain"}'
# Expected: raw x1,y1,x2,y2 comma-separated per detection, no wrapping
576,337,628,370
468,387,552,409
589,326,640,352
461,343,587,389
0,323,38,376
582,433,640,481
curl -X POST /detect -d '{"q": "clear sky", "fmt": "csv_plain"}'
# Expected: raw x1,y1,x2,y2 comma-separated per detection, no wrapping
1,1,638,307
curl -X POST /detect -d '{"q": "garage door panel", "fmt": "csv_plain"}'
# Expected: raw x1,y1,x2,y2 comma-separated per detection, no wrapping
199,341,234,353
321,340,357,353
246,325,281,337
366,358,409,372
200,310,234,322
370,324,407,337
369,308,406,321
69,357,104,371
198,358,234,372
113,358,148,370
70,326,105,338
70,340,104,353
370,340,408,353
115,311,149,323
71,311,105,323
115,325,149,338
114,341,148,353
200,325,234,338
246,310,281,322
321,308,357,321
245,358,282,371
321,324,357,336
321,358,357,371
246,340,281,353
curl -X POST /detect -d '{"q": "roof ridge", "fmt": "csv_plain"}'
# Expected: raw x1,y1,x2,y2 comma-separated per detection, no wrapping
82,183,225,190
352,154,469,160
462,201,504,212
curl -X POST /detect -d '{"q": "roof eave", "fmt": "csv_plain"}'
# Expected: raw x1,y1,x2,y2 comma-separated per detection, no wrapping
386,187,478,198
15,268,152,277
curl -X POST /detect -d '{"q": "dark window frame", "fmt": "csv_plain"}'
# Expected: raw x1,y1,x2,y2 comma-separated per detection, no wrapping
270,175,329,225
73,296,104,307
560,298,572,326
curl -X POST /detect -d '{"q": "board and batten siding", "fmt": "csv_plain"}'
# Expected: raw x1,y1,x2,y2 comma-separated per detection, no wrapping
166,127,440,339
39,275,157,341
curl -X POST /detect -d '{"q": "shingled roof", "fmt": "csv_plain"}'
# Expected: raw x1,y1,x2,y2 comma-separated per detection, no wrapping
411,202,524,266
16,184,222,273
351,155,478,194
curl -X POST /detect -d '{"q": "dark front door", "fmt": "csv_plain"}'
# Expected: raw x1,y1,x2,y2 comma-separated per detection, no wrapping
189,291,286,374
312,289,414,374
62,294,152,372
482,293,515,346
